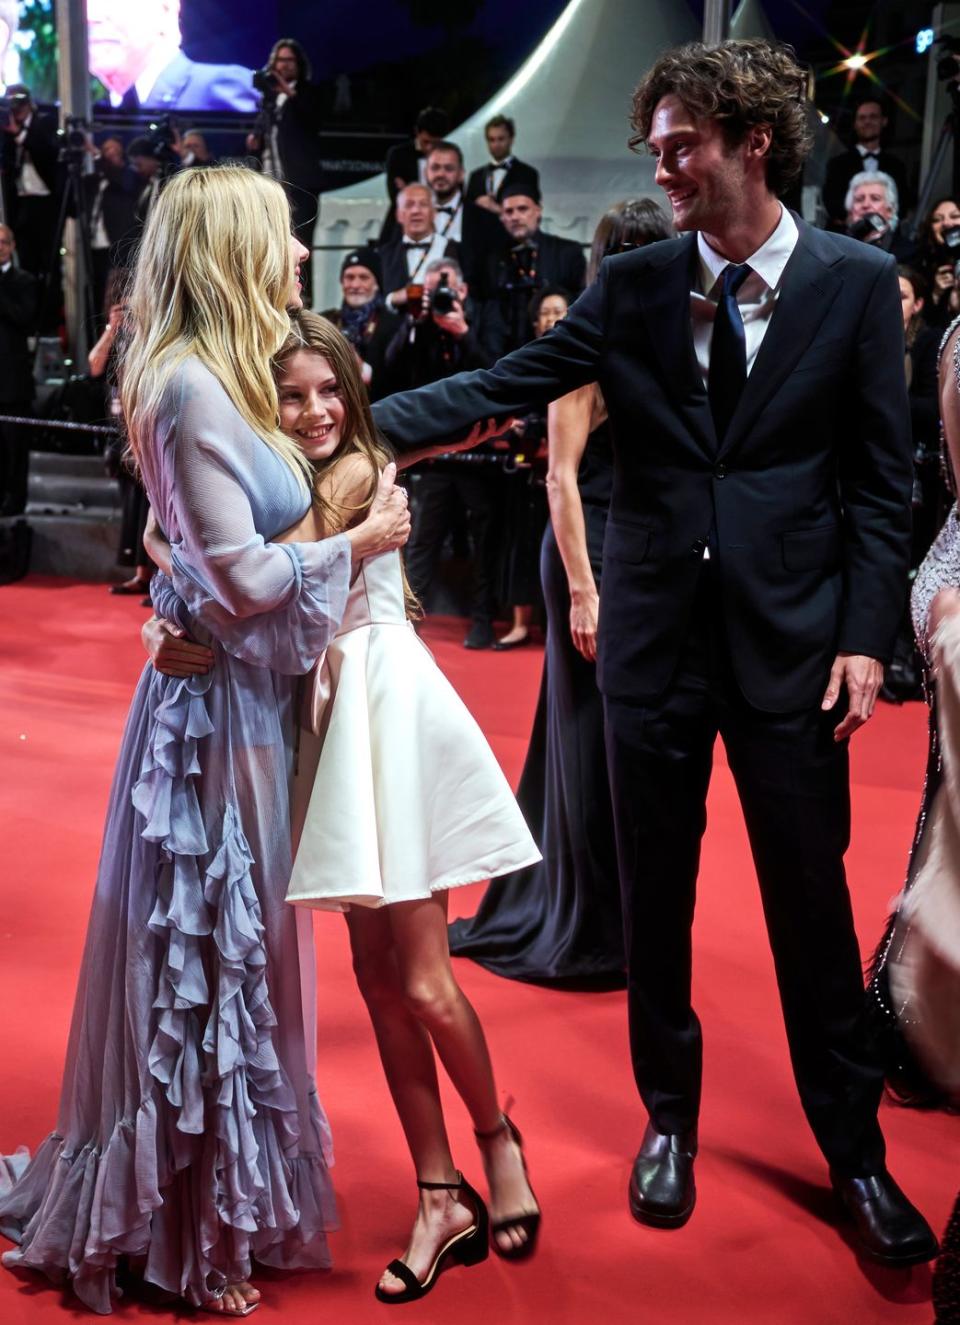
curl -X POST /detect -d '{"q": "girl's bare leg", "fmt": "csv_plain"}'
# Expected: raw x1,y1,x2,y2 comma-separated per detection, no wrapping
346,906,475,1294
386,894,539,1253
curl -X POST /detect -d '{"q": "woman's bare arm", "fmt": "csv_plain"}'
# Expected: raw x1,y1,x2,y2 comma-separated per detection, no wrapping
545,384,605,661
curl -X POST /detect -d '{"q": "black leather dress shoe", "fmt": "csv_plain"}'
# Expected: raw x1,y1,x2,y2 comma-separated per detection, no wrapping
463,621,495,650
831,1169,939,1265
628,1122,697,1228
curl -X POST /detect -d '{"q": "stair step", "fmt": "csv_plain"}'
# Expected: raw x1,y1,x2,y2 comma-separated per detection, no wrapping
26,512,125,581
28,450,116,480
27,470,121,512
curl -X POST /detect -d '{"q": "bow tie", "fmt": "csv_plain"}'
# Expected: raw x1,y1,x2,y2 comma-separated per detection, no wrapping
404,238,431,248
436,205,456,215
488,158,511,171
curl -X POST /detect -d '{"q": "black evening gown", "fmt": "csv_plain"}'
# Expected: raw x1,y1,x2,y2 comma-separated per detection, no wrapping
449,424,625,983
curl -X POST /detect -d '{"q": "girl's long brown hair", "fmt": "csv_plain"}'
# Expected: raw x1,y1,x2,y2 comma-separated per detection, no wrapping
274,311,420,615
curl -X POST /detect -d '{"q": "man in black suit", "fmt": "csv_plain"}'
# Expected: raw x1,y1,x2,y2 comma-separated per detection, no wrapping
465,114,540,217
83,136,139,317
320,248,400,402
0,86,59,283
483,182,586,354
823,98,911,231
379,106,450,245
0,224,39,515
379,184,460,315
247,39,323,303
424,141,506,292
371,39,936,1265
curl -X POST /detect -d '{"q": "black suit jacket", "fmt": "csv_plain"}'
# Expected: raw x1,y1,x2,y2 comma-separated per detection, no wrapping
484,228,586,296
823,148,911,228
255,82,323,194
1,111,60,219
379,236,460,298
82,162,139,251
0,265,39,402
373,220,913,712
465,157,540,206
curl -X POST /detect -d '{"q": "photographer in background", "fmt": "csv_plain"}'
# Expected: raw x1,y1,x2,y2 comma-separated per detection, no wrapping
465,115,540,217
823,98,911,231
83,135,138,320
0,84,59,323
387,257,500,649
380,183,459,312
320,248,400,401
483,182,586,355
0,223,38,517
916,198,960,330
844,171,914,261
127,136,167,230
246,38,323,302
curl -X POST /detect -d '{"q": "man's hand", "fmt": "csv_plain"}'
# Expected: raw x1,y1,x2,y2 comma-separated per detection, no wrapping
245,132,262,153
272,72,297,98
821,652,884,741
432,298,468,338
388,286,409,308
474,195,502,215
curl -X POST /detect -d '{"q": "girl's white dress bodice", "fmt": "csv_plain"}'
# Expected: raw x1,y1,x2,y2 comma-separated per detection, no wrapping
287,550,541,911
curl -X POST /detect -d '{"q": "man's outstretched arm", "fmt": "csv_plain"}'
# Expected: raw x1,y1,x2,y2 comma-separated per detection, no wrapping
371,265,608,454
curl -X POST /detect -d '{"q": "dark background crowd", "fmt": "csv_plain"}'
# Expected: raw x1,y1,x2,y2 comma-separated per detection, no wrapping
0,11,956,686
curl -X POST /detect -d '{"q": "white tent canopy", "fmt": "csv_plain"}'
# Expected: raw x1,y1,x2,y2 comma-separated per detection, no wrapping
313,0,701,304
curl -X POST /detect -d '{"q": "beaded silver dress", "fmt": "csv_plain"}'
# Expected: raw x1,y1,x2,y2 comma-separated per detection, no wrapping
870,315,960,1108
910,317,960,659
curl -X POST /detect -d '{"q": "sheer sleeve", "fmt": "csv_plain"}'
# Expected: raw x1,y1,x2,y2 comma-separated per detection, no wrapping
165,362,351,674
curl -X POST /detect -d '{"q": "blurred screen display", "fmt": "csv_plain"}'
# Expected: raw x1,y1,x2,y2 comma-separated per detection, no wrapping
2,1,274,111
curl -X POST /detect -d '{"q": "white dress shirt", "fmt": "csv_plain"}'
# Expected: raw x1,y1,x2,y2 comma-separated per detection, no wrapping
690,205,799,558
690,204,799,389
487,156,512,197
433,190,463,243
14,114,50,198
856,142,880,173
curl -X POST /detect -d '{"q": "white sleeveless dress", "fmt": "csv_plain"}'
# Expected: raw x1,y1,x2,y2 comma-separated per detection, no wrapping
287,549,542,911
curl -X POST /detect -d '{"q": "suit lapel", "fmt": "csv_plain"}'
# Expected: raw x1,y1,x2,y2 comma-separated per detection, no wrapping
636,234,716,456
147,52,190,107
718,221,843,459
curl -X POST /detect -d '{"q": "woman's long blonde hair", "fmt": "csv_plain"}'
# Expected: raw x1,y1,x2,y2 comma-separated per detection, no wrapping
120,164,310,485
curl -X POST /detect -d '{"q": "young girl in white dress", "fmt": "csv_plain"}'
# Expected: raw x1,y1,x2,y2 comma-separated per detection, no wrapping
148,311,543,1304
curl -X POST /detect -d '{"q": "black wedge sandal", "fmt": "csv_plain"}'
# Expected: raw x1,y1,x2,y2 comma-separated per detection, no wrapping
474,1114,542,1261
373,1172,489,1304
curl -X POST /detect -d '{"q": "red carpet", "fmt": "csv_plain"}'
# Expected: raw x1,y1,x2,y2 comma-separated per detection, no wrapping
0,576,956,1324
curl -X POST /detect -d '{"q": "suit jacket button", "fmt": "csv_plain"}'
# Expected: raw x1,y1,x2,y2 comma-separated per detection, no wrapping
714,463,726,479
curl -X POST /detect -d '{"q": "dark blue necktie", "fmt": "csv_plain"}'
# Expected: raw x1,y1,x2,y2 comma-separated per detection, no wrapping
708,262,751,444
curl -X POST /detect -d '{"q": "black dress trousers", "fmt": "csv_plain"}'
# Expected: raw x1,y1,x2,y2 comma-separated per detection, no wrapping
603,563,887,1177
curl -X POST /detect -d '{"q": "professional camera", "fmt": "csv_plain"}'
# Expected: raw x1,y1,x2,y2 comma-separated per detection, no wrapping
58,114,91,167
252,67,278,96
849,211,889,242
430,273,458,317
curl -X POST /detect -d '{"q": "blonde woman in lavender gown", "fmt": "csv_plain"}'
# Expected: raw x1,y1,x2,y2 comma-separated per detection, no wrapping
0,166,411,1316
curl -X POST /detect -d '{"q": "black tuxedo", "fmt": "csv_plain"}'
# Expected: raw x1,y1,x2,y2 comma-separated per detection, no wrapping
373,219,912,1175
379,141,425,244
823,147,911,228
465,157,540,206
255,82,323,195
482,228,587,355
456,199,508,292
379,236,460,298
0,111,61,289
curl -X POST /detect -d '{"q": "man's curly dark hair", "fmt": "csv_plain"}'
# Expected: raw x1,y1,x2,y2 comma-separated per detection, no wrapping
629,39,813,195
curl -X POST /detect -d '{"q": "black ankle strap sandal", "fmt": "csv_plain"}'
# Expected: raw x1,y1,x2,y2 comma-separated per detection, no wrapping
373,1171,489,1304
474,1114,542,1261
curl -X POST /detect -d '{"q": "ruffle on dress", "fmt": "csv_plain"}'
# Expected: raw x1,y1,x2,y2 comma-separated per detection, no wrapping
0,664,336,1314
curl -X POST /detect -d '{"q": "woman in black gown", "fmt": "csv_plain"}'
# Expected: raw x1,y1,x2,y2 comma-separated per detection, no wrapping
449,200,673,983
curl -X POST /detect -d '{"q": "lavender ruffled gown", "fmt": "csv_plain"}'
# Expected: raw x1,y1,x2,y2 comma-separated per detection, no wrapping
0,359,352,1313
